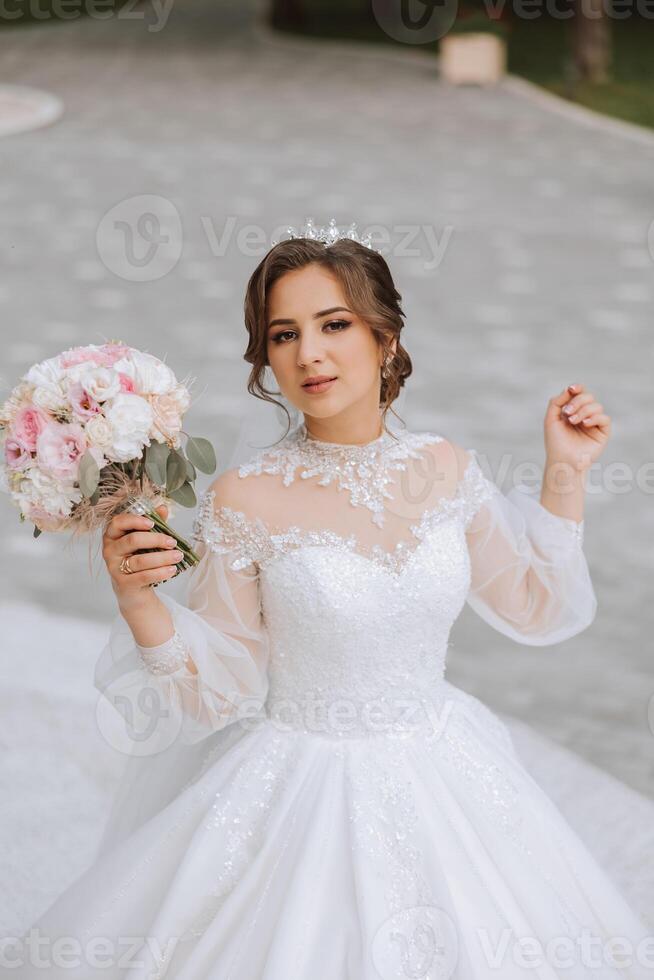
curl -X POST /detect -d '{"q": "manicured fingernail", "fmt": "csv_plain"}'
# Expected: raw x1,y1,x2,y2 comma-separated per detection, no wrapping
568,384,578,391
146,519,155,527
563,404,573,414
569,414,578,422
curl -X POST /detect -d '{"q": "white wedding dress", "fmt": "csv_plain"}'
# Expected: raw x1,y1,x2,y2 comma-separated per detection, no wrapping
17,419,653,979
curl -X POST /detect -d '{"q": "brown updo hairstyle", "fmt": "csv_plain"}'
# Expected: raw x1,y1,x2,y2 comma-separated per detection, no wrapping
243,237,413,443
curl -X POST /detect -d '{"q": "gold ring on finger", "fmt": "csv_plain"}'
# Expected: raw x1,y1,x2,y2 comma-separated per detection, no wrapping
120,556,134,575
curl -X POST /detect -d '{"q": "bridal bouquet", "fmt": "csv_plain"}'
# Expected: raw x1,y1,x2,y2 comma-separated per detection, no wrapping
0,340,216,573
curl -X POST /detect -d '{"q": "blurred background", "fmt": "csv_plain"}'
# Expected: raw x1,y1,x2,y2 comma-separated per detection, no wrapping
1,0,653,937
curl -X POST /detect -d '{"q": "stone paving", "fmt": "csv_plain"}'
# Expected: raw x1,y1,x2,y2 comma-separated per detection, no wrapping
1,0,653,796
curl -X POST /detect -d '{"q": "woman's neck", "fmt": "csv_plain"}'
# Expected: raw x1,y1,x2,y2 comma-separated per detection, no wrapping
301,413,385,448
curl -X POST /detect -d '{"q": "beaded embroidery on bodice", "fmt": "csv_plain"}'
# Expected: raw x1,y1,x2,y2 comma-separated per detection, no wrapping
191,421,495,576
235,420,447,529
190,423,496,737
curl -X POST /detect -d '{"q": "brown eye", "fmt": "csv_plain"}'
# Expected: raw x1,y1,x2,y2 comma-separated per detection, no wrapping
271,331,296,344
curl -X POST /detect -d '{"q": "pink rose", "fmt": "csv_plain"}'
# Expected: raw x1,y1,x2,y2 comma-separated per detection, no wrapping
5,436,32,470
12,405,50,452
117,372,135,393
36,422,87,481
69,382,102,419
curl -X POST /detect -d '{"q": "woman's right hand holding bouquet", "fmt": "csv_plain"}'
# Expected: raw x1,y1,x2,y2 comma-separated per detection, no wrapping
103,503,181,604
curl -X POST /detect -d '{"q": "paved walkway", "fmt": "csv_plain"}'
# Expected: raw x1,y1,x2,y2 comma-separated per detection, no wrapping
1,0,653,796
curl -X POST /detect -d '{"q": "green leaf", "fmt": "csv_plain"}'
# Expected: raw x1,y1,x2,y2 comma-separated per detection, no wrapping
145,442,170,488
185,457,196,482
89,488,101,506
33,525,42,538
79,451,100,498
166,450,188,494
186,436,216,474
168,482,197,508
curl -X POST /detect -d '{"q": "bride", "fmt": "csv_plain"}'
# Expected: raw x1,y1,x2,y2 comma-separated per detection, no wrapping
15,223,653,978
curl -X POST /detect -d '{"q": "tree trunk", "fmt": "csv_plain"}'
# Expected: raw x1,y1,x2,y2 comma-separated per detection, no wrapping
573,0,612,83
270,0,306,29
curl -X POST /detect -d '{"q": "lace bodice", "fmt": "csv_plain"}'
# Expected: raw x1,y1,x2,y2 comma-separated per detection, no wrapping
100,419,596,746
190,451,493,576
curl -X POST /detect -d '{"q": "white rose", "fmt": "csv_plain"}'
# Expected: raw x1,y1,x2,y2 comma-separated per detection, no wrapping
113,352,177,396
75,367,121,403
32,381,69,413
17,468,82,518
24,355,64,389
103,393,153,462
85,414,115,451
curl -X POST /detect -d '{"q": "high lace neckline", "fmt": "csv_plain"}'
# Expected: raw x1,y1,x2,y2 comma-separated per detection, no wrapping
295,420,399,454
236,423,444,528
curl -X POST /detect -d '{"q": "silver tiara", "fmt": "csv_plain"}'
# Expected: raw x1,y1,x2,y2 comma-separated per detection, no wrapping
271,217,378,252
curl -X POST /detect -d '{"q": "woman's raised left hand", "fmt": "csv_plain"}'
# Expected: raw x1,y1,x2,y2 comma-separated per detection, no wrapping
544,383,611,472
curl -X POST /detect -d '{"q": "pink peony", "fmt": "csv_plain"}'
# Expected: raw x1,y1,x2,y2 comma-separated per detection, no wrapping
12,405,50,452
102,343,132,365
5,436,32,470
60,347,109,369
36,422,87,481
69,382,102,419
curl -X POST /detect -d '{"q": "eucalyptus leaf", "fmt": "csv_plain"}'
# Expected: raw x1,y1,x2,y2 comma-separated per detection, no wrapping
145,441,170,487
166,450,188,494
186,436,216,474
33,525,42,538
89,488,101,506
79,451,100,498
185,457,196,482
168,482,197,508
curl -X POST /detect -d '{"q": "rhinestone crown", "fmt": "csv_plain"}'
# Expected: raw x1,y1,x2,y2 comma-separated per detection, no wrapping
271,217,378,252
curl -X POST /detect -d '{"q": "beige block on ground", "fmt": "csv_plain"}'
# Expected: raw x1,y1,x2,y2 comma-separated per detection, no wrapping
439,33,507,85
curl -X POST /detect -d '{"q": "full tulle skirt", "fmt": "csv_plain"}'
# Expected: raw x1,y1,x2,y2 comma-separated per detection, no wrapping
15,681,654,979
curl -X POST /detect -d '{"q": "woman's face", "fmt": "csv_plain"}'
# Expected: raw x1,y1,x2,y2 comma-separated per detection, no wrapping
266,263,394,422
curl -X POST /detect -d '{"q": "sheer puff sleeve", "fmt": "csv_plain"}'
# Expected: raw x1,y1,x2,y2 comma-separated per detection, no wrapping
459,447,598,646
94,474,270,749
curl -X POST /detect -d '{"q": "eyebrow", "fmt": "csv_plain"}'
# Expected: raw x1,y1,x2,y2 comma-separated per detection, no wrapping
268,307,352,330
